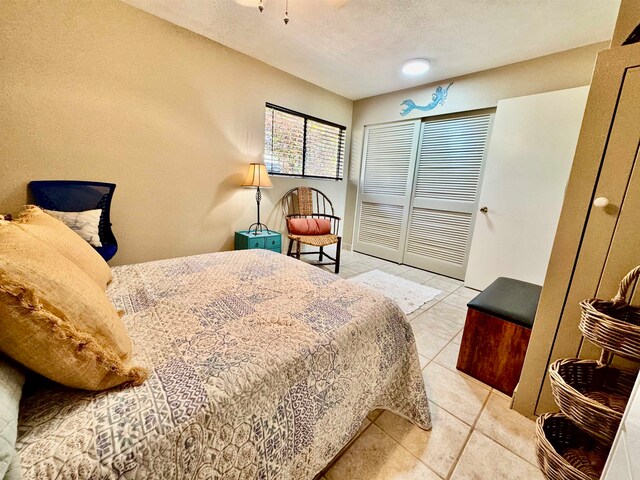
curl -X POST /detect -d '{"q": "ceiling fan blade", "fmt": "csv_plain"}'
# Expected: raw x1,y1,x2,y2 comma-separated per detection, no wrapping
234,0,261,7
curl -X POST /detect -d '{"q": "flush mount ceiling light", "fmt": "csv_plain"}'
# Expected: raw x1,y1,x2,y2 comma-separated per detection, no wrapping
402,59,431,75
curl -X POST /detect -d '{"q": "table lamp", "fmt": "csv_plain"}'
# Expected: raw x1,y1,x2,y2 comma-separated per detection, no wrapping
242,163,273,235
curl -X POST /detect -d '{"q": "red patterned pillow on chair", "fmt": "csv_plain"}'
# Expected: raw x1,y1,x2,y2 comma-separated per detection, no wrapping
287,218,332,236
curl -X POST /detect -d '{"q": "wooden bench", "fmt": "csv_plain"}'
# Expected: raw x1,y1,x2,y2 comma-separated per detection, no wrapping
456,277,542,396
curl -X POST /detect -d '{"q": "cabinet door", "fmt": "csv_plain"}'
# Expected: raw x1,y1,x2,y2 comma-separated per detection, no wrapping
536,63,640,414
354,120,420,262
512,45,640,417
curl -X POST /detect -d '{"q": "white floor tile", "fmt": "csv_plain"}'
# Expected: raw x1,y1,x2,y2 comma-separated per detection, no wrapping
423,275,463,292
454,286,481,301
399,267,437,284
418,354,429,370
450,431,544,480
378,263,411,276
325,424,440,480
433,341,461,372
375,404,471,478
412,328,450,360
412,310,463,341
422,362,490,425
441,293,472,311
475,392,538,466
427,302,467,325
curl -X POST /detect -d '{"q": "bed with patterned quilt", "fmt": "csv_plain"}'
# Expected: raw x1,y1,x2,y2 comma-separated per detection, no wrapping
15,249,431,479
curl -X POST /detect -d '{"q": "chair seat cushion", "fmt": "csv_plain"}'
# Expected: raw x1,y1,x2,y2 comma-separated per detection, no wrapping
0,220,147,390
17,206,112,290
287,217,332,236
466,277,542,329
288,233,339,247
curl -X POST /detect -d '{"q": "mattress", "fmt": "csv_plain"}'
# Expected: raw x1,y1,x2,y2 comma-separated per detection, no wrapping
16,250,430,479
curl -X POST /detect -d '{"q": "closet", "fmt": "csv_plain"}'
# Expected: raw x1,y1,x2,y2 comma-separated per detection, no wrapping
353,112,493,279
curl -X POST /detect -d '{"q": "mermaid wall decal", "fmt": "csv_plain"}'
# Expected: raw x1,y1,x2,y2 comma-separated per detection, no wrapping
400,82,454,116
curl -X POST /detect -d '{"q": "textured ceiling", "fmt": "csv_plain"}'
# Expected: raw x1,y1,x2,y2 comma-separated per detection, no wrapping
121,0,620,100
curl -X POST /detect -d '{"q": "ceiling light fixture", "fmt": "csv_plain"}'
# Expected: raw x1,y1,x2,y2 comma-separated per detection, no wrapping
402,58,431,76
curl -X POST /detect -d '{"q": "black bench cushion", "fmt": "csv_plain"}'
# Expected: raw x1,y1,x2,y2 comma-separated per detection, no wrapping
467,277,542,329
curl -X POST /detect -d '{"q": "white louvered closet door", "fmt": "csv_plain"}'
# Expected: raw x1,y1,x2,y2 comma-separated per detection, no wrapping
403,114,493,279
354,120,420,262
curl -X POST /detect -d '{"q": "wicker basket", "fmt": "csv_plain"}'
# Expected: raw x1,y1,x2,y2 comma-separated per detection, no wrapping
549,358,637,444
580,265,640,361
536,413,609,480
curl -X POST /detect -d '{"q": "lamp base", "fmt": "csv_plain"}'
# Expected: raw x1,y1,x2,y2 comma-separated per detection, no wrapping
247,222,271,235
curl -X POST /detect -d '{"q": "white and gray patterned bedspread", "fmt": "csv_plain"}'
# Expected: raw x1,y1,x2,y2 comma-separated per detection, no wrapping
16,250,430,479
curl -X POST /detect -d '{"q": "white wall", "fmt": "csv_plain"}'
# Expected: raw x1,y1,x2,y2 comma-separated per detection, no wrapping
465,86,590,290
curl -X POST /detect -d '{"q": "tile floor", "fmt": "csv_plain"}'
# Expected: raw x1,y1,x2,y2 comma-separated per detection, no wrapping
307,249,542,480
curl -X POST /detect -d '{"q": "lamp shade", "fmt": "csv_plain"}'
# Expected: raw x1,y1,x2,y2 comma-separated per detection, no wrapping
241,163,273,188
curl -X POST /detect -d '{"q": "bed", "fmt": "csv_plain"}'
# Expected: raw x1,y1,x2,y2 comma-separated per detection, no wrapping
15,250,430,479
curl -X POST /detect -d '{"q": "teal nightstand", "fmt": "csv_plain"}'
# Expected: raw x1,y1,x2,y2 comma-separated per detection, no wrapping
235,230,282,253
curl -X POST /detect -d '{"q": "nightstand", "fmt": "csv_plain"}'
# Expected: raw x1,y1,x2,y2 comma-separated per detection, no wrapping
234,230,282,253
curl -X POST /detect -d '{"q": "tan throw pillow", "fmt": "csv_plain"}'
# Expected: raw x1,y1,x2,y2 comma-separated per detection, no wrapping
16,205,112,290
0,221,147,391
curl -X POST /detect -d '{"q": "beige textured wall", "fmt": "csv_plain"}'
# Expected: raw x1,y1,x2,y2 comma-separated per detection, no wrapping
0,0,352,265
344,42,607,249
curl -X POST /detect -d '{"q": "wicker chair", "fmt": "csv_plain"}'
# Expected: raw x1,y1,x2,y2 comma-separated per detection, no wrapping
282,187,342,273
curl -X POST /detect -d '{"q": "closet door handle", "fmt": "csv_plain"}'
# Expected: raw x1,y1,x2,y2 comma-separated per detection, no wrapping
479,206,488,213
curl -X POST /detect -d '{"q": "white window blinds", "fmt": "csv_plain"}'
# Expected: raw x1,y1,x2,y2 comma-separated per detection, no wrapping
264,104,346,180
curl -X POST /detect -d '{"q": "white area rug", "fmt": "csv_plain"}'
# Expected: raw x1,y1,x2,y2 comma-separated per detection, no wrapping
349,269,442,315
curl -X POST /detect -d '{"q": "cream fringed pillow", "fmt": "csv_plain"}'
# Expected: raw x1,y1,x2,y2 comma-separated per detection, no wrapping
0,221,147,390
16,205,112,290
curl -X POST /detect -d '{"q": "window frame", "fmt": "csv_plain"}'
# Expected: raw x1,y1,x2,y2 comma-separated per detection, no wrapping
264,102,347,181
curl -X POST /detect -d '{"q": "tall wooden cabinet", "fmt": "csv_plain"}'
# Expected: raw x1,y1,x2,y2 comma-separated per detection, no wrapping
513,39,640,416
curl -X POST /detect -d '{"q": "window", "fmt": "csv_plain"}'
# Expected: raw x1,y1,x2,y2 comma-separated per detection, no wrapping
264,103,346,180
